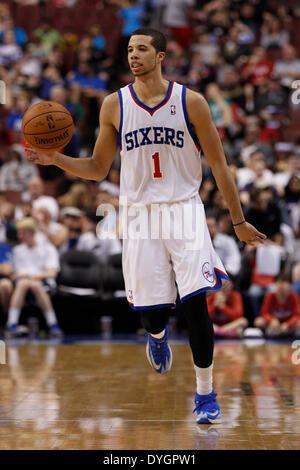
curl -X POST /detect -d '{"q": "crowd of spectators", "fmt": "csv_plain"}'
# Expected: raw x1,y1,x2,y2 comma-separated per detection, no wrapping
0,0,300,338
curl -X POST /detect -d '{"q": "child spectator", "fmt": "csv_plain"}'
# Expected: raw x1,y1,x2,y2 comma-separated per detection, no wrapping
254,272,300,337
207,278,248,338
5,217,62,338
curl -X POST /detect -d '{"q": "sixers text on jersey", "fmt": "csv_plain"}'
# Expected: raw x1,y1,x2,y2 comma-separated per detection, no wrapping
124,127,184,151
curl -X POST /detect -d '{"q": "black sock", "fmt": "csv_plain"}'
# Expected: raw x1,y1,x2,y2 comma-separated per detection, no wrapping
182,292,214,368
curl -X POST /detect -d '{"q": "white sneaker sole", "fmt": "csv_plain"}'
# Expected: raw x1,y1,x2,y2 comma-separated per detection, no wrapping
196,414,222,424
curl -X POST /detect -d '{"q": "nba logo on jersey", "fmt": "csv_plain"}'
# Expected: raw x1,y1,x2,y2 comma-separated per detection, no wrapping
170,104,176,115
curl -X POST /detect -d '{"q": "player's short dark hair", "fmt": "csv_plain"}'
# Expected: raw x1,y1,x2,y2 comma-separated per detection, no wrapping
130,28,167,53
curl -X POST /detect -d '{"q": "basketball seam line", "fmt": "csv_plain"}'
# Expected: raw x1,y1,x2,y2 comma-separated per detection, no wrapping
28,141,71,150
23,110,71,130
24,123,74,136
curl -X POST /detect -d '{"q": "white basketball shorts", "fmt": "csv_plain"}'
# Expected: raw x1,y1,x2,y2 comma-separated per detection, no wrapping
121,194,229,310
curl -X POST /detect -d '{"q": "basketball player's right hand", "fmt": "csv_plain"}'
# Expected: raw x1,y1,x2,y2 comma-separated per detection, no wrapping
25,146,56,166
233,221,267,246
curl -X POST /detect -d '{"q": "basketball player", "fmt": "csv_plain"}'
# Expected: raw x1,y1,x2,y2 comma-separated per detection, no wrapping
26,28,266,424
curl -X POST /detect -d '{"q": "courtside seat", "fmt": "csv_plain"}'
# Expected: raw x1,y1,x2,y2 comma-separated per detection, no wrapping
53,250,105,334
56,249,104,296
102,253,124,297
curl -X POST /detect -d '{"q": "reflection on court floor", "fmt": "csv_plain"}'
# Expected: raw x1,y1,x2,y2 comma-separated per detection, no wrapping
0,340,299,450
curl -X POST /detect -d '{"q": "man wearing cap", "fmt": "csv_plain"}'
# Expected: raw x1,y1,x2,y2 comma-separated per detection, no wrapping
59,206,83,253
5,217,62,338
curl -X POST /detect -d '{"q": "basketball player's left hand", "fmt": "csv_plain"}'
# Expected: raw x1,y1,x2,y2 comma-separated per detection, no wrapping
233,221,267,246
25,146,56,166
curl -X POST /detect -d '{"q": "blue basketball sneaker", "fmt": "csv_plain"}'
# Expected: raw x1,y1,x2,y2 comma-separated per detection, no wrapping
193,389,222,424
146,326,172,374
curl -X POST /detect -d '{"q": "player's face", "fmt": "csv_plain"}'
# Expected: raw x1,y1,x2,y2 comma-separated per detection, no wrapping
128,35,164,76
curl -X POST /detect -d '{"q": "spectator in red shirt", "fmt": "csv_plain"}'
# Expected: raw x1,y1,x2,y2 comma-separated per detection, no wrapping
241,47,273,85
254,272,300,336
207,278,248,338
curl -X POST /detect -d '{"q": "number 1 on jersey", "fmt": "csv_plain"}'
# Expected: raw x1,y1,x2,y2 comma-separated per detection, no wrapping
152,152,162,178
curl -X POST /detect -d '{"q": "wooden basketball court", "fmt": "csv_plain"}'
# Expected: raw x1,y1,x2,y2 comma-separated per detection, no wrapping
0,339,299,450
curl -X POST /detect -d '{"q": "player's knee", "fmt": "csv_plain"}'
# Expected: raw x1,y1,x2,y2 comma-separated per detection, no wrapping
140,308,171,334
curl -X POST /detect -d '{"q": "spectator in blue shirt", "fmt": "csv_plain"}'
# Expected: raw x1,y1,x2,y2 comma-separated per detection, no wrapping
119,1,144,37
40,65,65,100
68,61,108,92
5,91,30,134
0,16,27,46
114,0,145,71
89,25,106,51
0,30,22,66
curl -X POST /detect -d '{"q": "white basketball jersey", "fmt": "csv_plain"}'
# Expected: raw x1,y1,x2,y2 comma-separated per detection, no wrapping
117,81,202,205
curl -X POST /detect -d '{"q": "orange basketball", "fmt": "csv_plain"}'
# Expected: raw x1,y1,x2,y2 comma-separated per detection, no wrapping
22,101,74,151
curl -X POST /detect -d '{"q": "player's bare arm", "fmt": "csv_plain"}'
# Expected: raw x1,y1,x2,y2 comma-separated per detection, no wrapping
26,92,120,181
186,88,267,246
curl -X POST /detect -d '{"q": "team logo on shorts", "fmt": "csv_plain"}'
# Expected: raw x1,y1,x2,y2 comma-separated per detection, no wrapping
202,262,215,284
171,104,176,115
128,289,133,302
